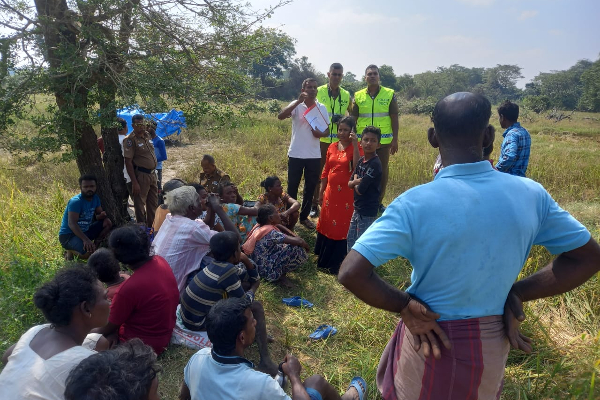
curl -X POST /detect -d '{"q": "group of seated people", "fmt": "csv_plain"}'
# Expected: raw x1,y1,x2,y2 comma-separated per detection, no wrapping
21,124,387,399
1,224,366,399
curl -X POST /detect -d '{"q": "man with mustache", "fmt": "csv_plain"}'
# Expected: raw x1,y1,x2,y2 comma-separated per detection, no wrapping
58,174,112,259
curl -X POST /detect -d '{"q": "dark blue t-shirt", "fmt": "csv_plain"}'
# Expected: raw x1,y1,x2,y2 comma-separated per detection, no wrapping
59,193,101,235
351,155,382,217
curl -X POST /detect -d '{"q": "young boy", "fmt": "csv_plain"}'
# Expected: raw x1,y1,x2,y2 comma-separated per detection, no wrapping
87,248,130,301
179,231,277,376
347,126,383,252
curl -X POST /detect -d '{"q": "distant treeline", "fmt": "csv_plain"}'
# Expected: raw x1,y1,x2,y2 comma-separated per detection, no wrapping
251,33,600,114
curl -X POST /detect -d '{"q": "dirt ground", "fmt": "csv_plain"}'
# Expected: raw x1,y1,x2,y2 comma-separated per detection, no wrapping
160,136,214,183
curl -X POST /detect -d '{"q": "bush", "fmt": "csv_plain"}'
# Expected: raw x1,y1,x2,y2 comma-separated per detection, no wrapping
268,99,282,114
523,95,551,114
399,97,437,116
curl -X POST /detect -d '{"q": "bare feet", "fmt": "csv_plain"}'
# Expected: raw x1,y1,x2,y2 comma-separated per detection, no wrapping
278,275,295,289
300,219,316,230
256,360,279,377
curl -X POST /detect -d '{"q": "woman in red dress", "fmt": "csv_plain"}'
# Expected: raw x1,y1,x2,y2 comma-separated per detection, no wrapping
315,116,362,274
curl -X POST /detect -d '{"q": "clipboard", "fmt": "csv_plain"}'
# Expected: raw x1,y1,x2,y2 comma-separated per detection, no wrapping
303,104,329,132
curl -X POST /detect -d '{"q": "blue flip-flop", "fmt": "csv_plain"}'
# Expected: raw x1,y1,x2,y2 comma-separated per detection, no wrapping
347,376,367,400
282,296,314,308
309,324,337,340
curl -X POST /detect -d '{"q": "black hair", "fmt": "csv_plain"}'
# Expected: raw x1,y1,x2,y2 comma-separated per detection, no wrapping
162,179,186,194
362,126,381,143
338,116,356,132
330,63,343,71
260,176,280,193
116,117,127,130
79,175,97,186
109,225,152,267
432,92,492,143
202,154,215,165
218,181,235,197
33,266,99,327
209,231,240,262
206,297,251,355
365,64,379,75
256,204,276,226
64,338,161,400
131,114,144,123
87,248,121,283
302,77,317,89
483,124,496,159
188,183,205,193
498,100,519,122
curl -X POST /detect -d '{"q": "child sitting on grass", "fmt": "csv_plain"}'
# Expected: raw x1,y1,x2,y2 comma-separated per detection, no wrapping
219,182,258,242
347,125,383,252
87,247,130,301
180,231,278,376
243,204,309,288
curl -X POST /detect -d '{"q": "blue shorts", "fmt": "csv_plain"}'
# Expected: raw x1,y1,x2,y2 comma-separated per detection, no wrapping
59,220,104,254
306,387,323,400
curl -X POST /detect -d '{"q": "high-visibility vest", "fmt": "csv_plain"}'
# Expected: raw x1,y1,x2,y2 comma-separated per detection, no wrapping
354,86,395,144
316,84,351,143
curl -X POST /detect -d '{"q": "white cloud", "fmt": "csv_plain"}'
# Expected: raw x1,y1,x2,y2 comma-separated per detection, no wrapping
456,0,495,6
549,29,563,36
518,10,539,20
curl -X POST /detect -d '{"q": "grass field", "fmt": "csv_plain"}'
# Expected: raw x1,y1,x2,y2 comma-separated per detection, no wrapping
1,108,599,399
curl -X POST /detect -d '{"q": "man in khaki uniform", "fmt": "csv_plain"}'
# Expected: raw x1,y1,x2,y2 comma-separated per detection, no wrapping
124,114,158,227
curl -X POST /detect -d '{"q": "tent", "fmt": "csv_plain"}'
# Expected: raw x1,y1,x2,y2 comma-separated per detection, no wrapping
117,107,187,138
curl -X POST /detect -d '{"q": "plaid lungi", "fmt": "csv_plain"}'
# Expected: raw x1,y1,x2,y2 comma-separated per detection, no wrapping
377,315,510,400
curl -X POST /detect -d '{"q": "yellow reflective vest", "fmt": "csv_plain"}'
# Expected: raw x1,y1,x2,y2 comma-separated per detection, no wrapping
354,86,395,143
316,84,351,143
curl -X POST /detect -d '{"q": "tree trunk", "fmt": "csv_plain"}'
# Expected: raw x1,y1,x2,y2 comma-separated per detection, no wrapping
99,90,130,225
73,119,128,226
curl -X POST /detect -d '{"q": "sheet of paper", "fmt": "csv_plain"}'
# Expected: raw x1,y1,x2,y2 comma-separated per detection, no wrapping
303,104,329,132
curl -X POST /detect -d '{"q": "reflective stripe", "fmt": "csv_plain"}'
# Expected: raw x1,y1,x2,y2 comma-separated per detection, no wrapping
358,112,389,118
357,132,393,138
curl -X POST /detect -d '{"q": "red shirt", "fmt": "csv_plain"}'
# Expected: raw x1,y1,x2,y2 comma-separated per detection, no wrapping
109,256,179,355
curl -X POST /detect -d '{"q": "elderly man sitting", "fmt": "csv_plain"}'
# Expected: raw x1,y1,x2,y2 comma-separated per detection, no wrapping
153,186,240,294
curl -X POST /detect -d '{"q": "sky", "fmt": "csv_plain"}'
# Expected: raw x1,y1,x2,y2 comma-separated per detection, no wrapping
250,0,600,87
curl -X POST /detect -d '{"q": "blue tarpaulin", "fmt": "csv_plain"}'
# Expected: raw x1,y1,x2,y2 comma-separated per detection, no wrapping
117,107,187,138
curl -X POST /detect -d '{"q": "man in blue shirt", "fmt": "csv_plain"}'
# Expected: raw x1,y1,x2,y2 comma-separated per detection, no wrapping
496,100,531,177
148,121,168,195
59,175,112,258
338,92,600,399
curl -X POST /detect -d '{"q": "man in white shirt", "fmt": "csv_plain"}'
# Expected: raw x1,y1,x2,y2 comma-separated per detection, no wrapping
179,297,367,400
277,78,330,230
152,186,239,293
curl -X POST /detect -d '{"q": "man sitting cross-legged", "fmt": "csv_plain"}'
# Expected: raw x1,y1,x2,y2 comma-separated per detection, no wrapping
179,297,367,400
179,231,277,376
153,186,240,294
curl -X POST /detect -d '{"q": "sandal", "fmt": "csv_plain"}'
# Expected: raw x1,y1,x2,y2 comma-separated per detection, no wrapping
309,324,337,340
282,296,313,308
347,376,367,400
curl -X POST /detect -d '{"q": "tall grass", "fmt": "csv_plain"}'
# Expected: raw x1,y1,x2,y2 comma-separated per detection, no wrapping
1,110,599,399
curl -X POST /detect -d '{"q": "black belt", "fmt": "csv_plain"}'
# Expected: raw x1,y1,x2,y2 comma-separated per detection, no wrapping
135,166,155,174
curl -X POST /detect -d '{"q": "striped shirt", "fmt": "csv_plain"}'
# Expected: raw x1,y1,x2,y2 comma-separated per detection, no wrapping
180,260,258,331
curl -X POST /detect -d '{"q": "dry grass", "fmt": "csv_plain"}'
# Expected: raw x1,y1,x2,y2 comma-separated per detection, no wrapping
1,109,599,399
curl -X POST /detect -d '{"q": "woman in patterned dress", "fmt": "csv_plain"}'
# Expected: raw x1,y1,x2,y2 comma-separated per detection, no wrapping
315,117,362,274
243,204,309,288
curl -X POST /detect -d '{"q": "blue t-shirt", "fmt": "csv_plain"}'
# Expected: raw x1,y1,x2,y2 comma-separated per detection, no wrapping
353,161,590,321
152,136,167,170
59,194,101,235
